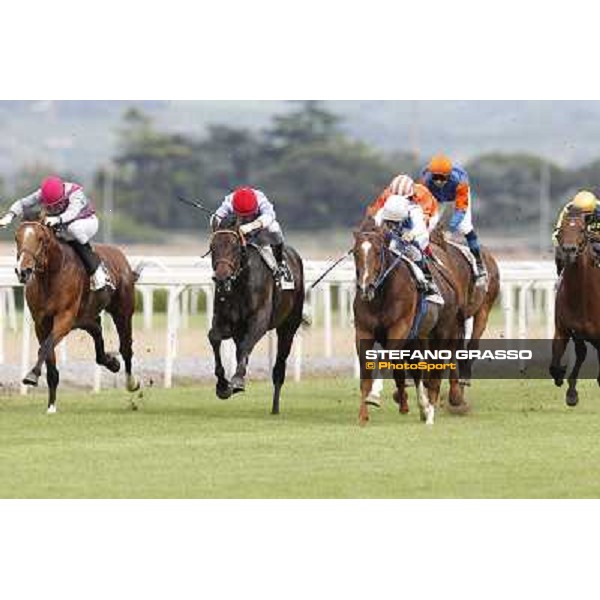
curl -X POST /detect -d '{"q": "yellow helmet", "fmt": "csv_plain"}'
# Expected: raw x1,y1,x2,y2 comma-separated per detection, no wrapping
572,190,598,212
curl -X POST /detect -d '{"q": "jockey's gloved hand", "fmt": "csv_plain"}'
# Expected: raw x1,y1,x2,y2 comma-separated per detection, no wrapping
0,212,15,228
240,220,262,235
449,209,466,232
44,215,62,228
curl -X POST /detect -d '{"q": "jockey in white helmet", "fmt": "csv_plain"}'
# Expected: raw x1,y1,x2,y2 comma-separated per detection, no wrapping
375,194,443,303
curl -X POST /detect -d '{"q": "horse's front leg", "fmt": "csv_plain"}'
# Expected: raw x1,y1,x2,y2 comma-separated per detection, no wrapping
550,328,570,387
23,314,73,389
231,323,268,394
209,327,231,399
45,347,59,414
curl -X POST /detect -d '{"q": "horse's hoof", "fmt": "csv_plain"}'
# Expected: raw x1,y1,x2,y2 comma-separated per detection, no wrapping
103,354,121,373
47,405,57,415
365,394,381,408
447,401,471,415
231,377,245,394
22,372,39,387
424,405,435,426
566,390,579,407
126,375,140,392
216,383,232,400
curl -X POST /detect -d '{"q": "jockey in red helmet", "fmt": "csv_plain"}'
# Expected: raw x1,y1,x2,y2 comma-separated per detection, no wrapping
212,187,287,283
0,176,113,290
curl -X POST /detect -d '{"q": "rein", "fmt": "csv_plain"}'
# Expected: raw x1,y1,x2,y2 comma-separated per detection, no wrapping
210,228,247,282
357,231,403,291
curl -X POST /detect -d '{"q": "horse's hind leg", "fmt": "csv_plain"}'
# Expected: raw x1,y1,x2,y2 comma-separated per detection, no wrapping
81,317,120,374
550,329,570,386
271,321,300,415
392,369,409,414
566,339,587,407
108,308,138,392
45,348,59,414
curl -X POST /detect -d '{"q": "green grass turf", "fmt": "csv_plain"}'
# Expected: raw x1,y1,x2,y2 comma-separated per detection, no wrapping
1,377,600,498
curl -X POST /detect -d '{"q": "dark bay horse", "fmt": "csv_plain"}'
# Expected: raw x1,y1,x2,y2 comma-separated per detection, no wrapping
353,218,463,426
550,207,600,405
15,222,141,412
208,216,305,414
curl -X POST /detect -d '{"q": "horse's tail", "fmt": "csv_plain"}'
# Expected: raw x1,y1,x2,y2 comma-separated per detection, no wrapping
132,261,149,283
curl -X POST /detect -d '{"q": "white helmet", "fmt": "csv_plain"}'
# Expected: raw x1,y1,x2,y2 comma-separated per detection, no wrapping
389,174,415,197
381,194,411,223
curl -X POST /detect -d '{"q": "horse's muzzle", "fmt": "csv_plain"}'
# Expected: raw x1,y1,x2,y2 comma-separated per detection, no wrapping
213,276,233,295
16,267,32,284
358,283,376,302
562,244,578,264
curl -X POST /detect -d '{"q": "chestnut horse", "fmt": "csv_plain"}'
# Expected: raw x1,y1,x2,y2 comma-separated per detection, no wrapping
15,221,141,412
430,227,500,389
207,216,305,414
353,218,463,426
550,206,600,405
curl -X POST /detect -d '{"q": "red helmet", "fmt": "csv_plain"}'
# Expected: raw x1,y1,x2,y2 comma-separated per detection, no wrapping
232,187,258,217
40,176,65,206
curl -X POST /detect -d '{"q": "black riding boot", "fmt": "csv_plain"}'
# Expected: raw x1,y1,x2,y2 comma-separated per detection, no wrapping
69,242,100,276
272,243,286,283
416,257,442,299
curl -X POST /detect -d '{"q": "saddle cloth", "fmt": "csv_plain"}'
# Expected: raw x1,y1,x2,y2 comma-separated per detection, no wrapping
250,244,295,290
447,239,482,282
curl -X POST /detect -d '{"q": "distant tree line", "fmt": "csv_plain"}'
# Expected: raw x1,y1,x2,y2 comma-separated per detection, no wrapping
4,101,600,240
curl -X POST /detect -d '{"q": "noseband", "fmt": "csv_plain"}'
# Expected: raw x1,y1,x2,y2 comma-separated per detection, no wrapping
210,228,247,284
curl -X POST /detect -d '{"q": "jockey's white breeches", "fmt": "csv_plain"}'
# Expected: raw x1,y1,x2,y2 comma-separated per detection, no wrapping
57,215,99,245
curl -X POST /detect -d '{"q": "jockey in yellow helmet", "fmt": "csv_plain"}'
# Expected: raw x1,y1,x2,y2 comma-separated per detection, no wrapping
552,190,600,276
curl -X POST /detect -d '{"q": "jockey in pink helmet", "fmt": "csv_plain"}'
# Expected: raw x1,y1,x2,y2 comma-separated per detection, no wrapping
0,176,113,290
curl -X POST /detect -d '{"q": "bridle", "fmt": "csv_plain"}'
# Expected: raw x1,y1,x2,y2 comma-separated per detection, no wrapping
210,228,247,287
355,230,403,293
16,224,50,273
559,211,590,260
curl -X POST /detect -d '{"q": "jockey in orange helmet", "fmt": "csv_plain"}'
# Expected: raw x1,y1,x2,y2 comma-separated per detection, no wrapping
420,154,487,284
368,174,440,231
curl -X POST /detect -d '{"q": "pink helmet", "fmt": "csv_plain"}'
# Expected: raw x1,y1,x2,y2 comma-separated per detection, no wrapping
40,176,65,206
389,174,415,197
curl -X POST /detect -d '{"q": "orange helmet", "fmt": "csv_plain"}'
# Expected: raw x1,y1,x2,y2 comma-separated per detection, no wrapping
428,154,453,176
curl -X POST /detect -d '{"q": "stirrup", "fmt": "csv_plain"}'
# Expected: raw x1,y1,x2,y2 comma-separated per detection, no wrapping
425,283,444,305
90,264,115,291
475,268,488,288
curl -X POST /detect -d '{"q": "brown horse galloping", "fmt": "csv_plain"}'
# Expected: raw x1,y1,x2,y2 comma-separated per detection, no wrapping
430,227,500,391
550,207,600,405
15,222,141,412
353,218,463,426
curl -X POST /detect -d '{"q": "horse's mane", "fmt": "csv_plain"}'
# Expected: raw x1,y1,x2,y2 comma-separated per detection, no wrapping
356,216,381,234
216,214,239,231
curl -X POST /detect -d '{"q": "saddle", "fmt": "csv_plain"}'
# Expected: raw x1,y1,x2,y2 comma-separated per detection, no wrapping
388,236,443,305
249,243,295,290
